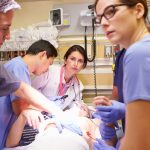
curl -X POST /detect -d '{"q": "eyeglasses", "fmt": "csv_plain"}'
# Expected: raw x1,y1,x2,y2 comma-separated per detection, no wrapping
95,3,136,24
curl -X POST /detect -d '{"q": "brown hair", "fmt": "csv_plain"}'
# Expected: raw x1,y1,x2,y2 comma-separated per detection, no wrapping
64,45,87,68
94,0,148,19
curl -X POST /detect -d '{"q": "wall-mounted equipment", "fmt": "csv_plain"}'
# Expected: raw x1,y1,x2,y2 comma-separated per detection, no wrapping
83,4,97,62
80,10,93,27
50,8,63,26
50,8,70,27
104,45,113,58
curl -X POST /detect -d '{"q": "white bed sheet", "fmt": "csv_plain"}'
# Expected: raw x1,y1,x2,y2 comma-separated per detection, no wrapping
3,128,89,150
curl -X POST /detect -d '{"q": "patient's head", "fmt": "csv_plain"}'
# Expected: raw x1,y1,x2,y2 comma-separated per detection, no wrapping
69,102,91,118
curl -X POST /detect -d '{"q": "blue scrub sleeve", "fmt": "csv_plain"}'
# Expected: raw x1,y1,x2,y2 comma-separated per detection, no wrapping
123,37,150,103
0,64,20,96
4,57,31,101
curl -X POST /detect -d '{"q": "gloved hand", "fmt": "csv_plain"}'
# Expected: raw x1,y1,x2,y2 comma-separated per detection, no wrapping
93,100,125,123
93,139,116,150
100,122,117,141
53,112,83,136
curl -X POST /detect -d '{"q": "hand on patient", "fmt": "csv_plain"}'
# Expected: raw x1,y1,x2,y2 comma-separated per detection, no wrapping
93,98,125,123
100,122,117,141
53,112,83,136
6,109,45,148
22,109,44,129
39,102,92,137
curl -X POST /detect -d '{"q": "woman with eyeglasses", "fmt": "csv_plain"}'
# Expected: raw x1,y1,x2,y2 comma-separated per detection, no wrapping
31,45,87,111
93,0,150,150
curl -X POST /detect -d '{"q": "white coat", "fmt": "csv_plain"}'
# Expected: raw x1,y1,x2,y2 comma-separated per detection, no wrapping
31,64,84,110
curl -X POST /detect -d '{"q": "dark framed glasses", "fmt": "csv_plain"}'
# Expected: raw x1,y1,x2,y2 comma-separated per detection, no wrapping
95,3,136,24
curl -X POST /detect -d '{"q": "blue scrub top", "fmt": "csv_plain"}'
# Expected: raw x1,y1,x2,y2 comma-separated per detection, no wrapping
0,64,20,96
114,48,126,103
114,48,126,131
0,57,30,149
124,35,150,103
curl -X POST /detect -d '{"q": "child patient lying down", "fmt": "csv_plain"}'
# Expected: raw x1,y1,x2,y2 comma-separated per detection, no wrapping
5,102,115,150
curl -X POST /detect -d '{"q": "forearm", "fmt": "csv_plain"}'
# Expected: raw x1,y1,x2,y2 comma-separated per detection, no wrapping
15,81,62,114
120,100,150,150
6,115,26,148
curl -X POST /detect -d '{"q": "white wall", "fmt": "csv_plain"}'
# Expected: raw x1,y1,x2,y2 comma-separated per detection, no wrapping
13,1,55,29
53,2,103,36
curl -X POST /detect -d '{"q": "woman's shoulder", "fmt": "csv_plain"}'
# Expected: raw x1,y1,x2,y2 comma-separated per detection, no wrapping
125,35,150,60
127,35,150,53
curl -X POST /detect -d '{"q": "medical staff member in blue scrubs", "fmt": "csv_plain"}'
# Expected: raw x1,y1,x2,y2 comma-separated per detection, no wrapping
0,37,58,148
6,39,58,112
93,0,150,149
93,48,126,145
0,1,82,149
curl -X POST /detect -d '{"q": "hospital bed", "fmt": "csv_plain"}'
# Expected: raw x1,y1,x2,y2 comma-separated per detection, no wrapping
3,117,100,150
3,103,101,150
3,128,91,150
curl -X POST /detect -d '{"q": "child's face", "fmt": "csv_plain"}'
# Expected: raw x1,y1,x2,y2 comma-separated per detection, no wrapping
71,102,90,118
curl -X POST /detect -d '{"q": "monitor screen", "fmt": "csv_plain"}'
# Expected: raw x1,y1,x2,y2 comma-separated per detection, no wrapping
50,8,63,26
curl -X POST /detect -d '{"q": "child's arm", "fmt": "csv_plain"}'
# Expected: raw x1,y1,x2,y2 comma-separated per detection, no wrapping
6,111,27,148
6,109,44,148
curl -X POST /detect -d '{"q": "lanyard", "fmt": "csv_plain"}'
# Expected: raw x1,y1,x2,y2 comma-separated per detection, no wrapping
58,65,80,99
58,65,68,96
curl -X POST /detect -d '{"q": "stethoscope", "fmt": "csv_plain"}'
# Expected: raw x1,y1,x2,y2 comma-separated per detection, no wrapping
58,65,81,102
72,81,80,102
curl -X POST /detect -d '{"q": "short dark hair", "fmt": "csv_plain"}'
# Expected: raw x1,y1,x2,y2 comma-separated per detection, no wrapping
64,45,87,68
26,39,58,58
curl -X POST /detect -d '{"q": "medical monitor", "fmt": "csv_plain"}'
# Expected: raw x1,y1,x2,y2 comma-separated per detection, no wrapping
50,8,63,26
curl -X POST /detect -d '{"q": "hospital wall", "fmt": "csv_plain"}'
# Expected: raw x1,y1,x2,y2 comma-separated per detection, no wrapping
13,1,114,103
13,1,54,29
57,36,114,103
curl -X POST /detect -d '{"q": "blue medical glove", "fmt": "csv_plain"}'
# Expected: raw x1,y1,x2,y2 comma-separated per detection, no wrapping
53,113,83,136
93,139,117,150
100,122,117,141
93,100,125,123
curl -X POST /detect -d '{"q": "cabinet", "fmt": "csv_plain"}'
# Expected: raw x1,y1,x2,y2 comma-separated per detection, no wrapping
0,50,26,61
